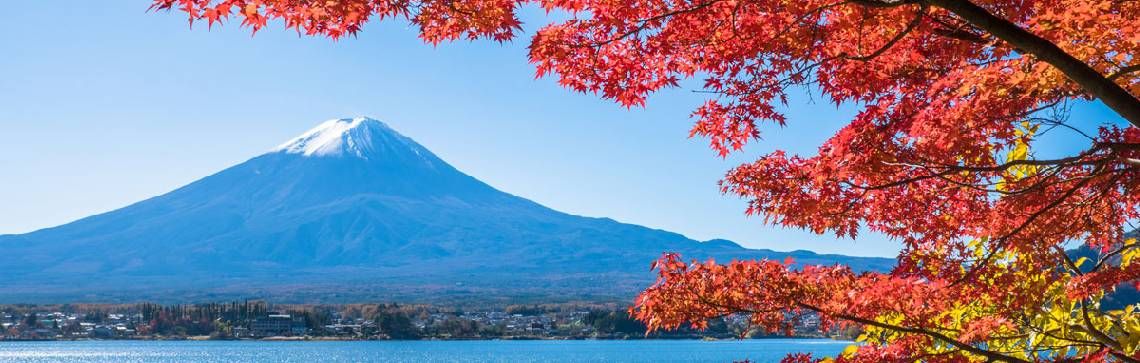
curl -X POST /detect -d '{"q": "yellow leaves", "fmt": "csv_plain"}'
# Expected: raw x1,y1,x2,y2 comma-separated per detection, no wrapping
841,344,859,358
1008,124,1037,179
840,266,1136,361
1074,256,1090,269
1123,239,1139,268
1026,281,1140,358
967,237,988,260
1123,249,1138,268
996,122,1040,192
1008,141,1029,163
995,179,1008,193
858,312,906,345
1124,330,1140,355
882,312,905,326
1013,121,1040,138
1110,305,1140,354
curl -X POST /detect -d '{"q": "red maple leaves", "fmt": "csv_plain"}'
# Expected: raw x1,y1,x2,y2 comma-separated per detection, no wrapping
150,0,518,42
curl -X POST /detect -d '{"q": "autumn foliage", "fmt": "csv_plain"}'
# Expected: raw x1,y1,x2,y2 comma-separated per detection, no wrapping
153,0,1140,361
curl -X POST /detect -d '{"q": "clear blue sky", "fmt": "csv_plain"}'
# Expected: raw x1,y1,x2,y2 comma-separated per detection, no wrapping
0,1,1123,257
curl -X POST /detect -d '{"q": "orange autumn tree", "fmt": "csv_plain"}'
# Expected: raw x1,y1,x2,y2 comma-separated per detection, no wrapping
152,0,1140,361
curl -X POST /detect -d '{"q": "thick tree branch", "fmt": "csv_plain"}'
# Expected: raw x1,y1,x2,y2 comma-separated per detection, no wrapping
922,0,1140,128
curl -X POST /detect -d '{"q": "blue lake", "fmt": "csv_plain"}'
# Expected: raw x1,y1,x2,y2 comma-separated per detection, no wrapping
0,339,850,362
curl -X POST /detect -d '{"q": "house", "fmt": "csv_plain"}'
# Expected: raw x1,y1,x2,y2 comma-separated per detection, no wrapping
250,313,306,337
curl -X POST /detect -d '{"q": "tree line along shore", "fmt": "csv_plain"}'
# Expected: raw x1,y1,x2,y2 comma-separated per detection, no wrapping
1,301,853,341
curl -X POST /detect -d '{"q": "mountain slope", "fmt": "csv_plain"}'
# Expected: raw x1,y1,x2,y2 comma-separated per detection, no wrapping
0,118,893,303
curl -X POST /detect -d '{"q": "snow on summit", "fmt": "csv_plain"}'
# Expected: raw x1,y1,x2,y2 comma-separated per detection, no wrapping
275,117,421,159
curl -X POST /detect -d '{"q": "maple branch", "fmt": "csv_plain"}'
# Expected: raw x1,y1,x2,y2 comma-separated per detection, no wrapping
765,1,852,47
921,0,1140,128
1035,117,1097,142
926,15,986,44
1018,324,1104,350
796,302,1033,363
1055,245,1084,276
849,150,1095,196
672,285,1036,362
1077,302,1140,363
951,163,1107,286
878,137,1136,196
1108,64,1140,81
840,5,926,62
919,154,1100,173
841,169,951,191
589,0,724,47
1092,243,1140,273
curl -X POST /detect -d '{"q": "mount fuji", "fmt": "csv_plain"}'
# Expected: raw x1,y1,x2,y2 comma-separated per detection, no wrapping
0,118,893,303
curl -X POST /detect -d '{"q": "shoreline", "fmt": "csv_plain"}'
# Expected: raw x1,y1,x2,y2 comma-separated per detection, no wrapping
1,336,846,343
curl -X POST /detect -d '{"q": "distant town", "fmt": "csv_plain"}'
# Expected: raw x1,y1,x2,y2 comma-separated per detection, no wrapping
0,301,840,341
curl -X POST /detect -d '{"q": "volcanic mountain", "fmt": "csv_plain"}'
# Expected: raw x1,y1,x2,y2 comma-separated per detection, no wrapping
0,118,893,302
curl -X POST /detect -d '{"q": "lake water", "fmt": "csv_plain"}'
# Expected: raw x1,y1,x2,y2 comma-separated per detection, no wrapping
0,339,850,362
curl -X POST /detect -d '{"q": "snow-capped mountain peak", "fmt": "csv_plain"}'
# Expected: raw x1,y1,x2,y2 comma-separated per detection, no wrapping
0,117,894,302
275,117,406,158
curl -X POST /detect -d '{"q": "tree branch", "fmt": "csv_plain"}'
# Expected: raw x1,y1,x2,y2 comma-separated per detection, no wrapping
796,302,1033,363
922,0,1140,128
1108,64,1140,81
841,5,926,61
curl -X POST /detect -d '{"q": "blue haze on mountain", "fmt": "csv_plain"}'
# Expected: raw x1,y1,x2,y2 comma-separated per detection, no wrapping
0,118,892,302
